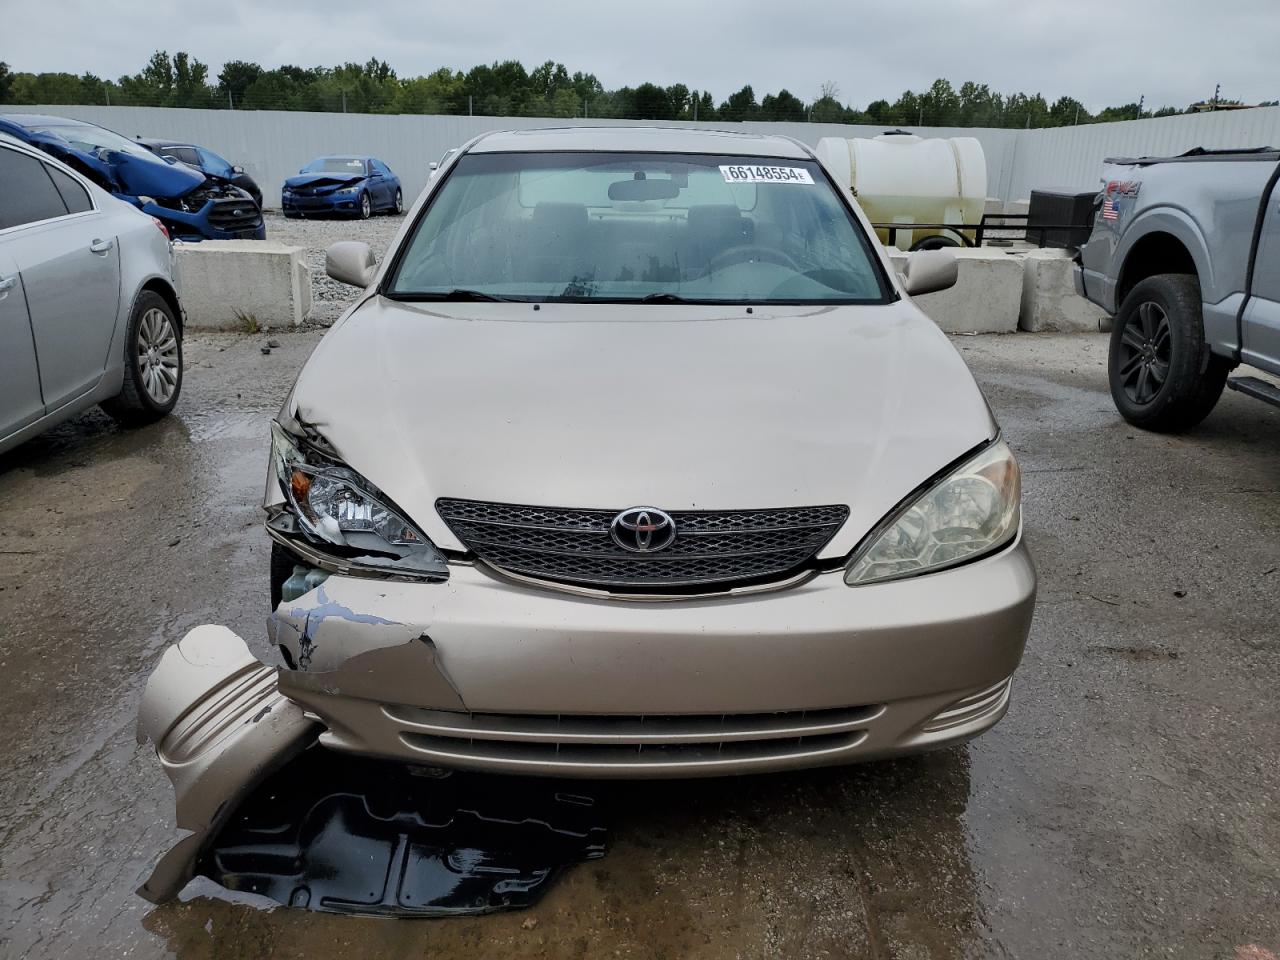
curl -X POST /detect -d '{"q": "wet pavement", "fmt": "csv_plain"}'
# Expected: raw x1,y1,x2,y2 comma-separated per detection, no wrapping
0,331,1277,958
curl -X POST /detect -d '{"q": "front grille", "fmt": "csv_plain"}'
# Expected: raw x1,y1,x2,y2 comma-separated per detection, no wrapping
207,198,262,232
435,499,848,591
387,704,880,770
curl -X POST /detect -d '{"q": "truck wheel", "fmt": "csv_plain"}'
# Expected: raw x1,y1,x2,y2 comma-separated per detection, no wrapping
1108,274,1230,432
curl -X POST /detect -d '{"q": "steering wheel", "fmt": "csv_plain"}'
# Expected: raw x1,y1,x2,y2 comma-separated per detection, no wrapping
706,244,799,274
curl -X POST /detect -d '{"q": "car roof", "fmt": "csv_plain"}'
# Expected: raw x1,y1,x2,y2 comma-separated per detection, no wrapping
467,126,812,159
0,113,97,128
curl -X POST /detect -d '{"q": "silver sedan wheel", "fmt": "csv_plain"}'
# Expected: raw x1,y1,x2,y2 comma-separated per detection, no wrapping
137,307,180,405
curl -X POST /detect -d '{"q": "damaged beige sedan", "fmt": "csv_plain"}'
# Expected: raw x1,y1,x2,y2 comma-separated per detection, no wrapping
138,127,1036,902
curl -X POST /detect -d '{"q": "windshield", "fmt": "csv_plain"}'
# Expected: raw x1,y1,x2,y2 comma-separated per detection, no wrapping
387,151,887,304
35,122,163,163
304,157,367,174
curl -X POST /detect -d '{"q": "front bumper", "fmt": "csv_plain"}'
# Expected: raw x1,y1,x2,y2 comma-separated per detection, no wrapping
262,536,1036,778
142,199,265,241
282,194,361,215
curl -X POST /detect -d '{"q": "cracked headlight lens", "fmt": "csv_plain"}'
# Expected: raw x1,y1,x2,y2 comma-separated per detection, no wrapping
271,422,446,577
845,440,1020,586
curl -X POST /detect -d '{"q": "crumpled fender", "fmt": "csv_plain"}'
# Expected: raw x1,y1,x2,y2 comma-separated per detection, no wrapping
136,625,320,903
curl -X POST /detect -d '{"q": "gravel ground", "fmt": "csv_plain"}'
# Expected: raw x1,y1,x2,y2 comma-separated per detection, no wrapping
1,331,1278,958
263,210,407,325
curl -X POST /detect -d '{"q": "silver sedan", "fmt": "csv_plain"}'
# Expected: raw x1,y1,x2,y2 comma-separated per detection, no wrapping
0,135,184,455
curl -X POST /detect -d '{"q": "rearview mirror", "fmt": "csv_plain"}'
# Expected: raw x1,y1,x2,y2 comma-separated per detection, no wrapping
326,241,377,288
900,249,958,297
609,177,681,202
232,164,244,174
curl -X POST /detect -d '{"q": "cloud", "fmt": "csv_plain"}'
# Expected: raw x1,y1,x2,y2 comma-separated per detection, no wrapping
7,0,1277,111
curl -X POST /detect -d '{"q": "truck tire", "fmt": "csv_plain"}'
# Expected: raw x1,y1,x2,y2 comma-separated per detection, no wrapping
1108,274,1230,432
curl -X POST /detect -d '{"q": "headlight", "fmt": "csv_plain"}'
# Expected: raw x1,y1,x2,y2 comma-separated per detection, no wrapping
336,186,359,194
845,440,1020,586
282,187,293,195
270,422,447,578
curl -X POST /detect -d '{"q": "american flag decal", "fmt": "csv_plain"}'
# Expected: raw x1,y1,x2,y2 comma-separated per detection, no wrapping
1102,179,1140,221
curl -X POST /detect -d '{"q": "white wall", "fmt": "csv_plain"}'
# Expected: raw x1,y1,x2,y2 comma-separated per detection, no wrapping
15,105,1022,207
17,103,1280,208
1003,106,1280,199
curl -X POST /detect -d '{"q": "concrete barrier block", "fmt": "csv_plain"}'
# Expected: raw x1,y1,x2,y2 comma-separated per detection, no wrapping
174,241,312,330
888,247,1024,333
1019,249,1107,332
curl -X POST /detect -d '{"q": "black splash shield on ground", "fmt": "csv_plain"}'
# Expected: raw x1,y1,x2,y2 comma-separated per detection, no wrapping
197,747,608,916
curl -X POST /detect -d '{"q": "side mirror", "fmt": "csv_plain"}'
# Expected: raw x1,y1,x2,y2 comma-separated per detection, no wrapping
326,241,377,288
900,249,958,297
428,161,439,171
232,164,244,174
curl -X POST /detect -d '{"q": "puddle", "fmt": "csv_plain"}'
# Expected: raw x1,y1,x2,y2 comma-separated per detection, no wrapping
195,746,608,916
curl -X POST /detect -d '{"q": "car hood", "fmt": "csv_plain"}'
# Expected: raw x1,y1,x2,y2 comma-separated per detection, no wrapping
287,299,997,558
285,172,366,189
17,130,206,198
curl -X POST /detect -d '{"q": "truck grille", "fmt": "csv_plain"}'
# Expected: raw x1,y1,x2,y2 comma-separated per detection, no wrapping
435,499,849,591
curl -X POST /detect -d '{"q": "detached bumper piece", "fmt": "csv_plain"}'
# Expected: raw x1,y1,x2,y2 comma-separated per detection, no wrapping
137,626,320,903
138,625,608,915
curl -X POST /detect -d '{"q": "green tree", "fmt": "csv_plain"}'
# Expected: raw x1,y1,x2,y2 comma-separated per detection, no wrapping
920,78,960,125
630,83,673,119
760,89,806,122
1048,95,1090,126
218,60,262,106
721,84,758,121
6,51,1226,126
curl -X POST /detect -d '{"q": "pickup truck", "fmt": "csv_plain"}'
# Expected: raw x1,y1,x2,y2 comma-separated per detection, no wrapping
1075,148,1280,431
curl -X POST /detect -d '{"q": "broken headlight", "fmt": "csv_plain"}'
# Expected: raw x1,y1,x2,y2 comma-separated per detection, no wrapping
844,440,1021,586
270,421,447,578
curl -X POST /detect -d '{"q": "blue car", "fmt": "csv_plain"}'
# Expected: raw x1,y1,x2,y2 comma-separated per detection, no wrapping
282,156,403,219
0,114,264,241
136,138,263,210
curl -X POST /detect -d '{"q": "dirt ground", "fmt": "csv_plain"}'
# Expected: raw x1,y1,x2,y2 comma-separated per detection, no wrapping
0,331,1277,959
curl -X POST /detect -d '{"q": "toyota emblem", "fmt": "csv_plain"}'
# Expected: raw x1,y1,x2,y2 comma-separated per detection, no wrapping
610,506,676,553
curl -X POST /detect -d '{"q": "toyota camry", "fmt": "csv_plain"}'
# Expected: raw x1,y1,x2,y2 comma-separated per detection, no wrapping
137,126,1036,901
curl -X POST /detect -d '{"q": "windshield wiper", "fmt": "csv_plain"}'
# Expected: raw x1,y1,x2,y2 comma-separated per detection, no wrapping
393,289,512,302
637,292,696,304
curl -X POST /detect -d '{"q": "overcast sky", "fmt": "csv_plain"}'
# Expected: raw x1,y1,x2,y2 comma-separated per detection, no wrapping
6,0,1277,110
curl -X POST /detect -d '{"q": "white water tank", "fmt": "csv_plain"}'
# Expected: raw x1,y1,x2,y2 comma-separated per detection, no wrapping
816,132,987,249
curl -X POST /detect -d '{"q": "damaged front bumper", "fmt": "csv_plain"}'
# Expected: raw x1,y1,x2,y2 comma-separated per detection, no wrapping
262,542,1034,778
138,539,1033,898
